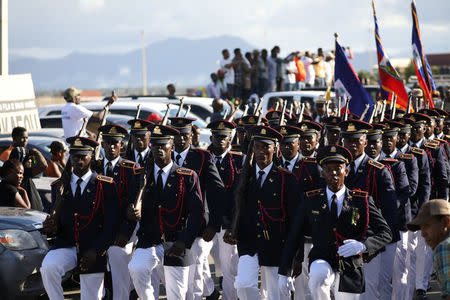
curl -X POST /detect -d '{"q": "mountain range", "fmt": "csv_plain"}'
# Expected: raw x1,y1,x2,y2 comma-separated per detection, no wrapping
9,35,382,91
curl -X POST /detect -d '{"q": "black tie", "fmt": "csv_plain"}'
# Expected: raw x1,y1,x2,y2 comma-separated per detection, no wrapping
157,169,164,191
75,178,83,200
256,170,265,188
106,161,113,177
215,157,221,169
349,161,356,177
176,154,182,165
138,153,144,166
284,160,290,169
331,194,338,223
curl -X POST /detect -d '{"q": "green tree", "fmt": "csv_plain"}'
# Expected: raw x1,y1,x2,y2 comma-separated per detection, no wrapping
403,60,415,82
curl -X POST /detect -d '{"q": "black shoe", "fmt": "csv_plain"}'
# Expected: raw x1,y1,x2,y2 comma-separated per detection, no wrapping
219,276,223,290
206,289,220,300
415,289,427,299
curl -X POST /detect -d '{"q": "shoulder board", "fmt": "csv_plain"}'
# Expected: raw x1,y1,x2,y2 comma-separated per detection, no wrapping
194,148,209,154
306,188,324,197
424,141,438,149
50,178,61,186
277,166,292,174
350,189,368,197
303,157,317,163
120,160,136,169
97,175,114,183
411,147,424,155
368,159,385,170
229,151,243,156
133,167,144,175
428,139,440,144
176,167,194,176
398,153,413,160
381,158,398,163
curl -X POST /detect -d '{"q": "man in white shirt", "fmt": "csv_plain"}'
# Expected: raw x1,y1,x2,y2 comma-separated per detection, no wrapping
61,87,116,139
220,49,235,99
206,73,222,99
301,52,315,87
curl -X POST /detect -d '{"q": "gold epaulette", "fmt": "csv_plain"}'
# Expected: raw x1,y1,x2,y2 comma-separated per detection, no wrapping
434,138,446,144
50,178,60,186
120,160,136,169
398,153,413,160
229,151,243,156
350,190,368,197
368,159,385,169
303,157,317,163
424,141,438,149
381,158,398,163
176,167,194,176
411,147,424,155
133,167,144,175
97,175,114,183
306,188,324,197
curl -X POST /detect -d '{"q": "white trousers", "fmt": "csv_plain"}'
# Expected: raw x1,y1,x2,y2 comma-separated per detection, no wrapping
308,259,360,300
218,228,239,300
234,254,290,300
128,245,189,300
40,247,104,300
107,242,134,300
414,232,434,291
210,232,223,277
186,237,214,300
294,242,313,300
392,231,413,300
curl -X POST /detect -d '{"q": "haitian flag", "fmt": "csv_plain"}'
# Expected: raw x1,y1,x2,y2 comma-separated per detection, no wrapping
372,0,409,110
334,39,374,121
411,1,436,108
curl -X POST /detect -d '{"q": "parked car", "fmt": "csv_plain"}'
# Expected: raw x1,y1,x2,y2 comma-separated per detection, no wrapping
0,207,50,299
260,90,336,114
40,114,133,131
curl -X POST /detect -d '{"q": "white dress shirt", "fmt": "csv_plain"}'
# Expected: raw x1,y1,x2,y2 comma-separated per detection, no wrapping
70,170,93,197
400,144,409,154
174,147,190,166
103,156,120,175
214,147,231,165
349,152,366,172
409,138,425,148
134,148,150,166
255,162,273,187
281,153,299,172
154,161,173,188
326,185,346,217
436,132,444,139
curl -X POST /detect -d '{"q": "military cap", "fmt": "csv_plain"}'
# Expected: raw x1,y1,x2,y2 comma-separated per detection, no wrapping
398,117,413,134
394,109,406,119
381,120,402,136
297,121,322,137
250,125,283,144
404,113,431,126
367,123,384,140
235,117,245,131
241,115,268,129
419,108,441,120
339,120,373,138
407,199,450,231
127,118,154,133
207,119,235,136
66,136,98,155
265,110,290,124
64,87,82,101
317,144,353,166
275,125,303,142
322,116,342,131
347,113,360,120
150,124,180,144
169,117,196,133
432,108,449,118
98,124,128,142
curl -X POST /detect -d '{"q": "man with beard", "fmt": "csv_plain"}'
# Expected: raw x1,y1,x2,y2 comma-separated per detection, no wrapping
124,119,154,167
92,124,139,300
127,124,203,299
207,119,244,300
41,137,120,299
278,145,392,299
364,124,411,300
338,120,400,300
169,117,225,300
298,121,322,158
227,125,300,300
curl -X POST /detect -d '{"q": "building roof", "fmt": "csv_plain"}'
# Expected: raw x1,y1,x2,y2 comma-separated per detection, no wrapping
426,53,450,66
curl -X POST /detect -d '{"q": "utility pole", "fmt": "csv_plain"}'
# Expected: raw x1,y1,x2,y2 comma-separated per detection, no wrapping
141,30,147,95
0,0,8,75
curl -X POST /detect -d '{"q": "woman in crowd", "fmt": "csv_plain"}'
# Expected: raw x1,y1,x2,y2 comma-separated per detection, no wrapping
0,159,31,208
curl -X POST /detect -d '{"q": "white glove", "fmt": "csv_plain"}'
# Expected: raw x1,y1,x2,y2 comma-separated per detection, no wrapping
278,274,295,296
337,239,366,257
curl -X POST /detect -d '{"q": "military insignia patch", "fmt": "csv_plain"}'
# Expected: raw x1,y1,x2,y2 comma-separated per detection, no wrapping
74,138,83,147
153,126,162,135
176,168,194,176
135,121,142,128
330,146,336,153
97,175,114,183
280,127,287,134
350,190,368,197
368,159,384,169
109,127,117,134
120,160,136,169
306,188,323,197
261,128,266,135
218,122,225,129
411,147,424,155
347,123,356,132
424,141,438,149
398,153,413,160
303,157,317,163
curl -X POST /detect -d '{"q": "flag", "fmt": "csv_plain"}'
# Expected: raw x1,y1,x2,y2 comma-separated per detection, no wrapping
372,0,409,110
411,1,436,108
334,39,374,121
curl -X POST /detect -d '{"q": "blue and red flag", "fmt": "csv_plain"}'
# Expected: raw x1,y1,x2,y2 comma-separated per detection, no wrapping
411,1,436,108
334,39,374,121
372,0,409,110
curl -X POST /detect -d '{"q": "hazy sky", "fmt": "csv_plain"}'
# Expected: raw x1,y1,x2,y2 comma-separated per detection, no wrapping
9,0,450,59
